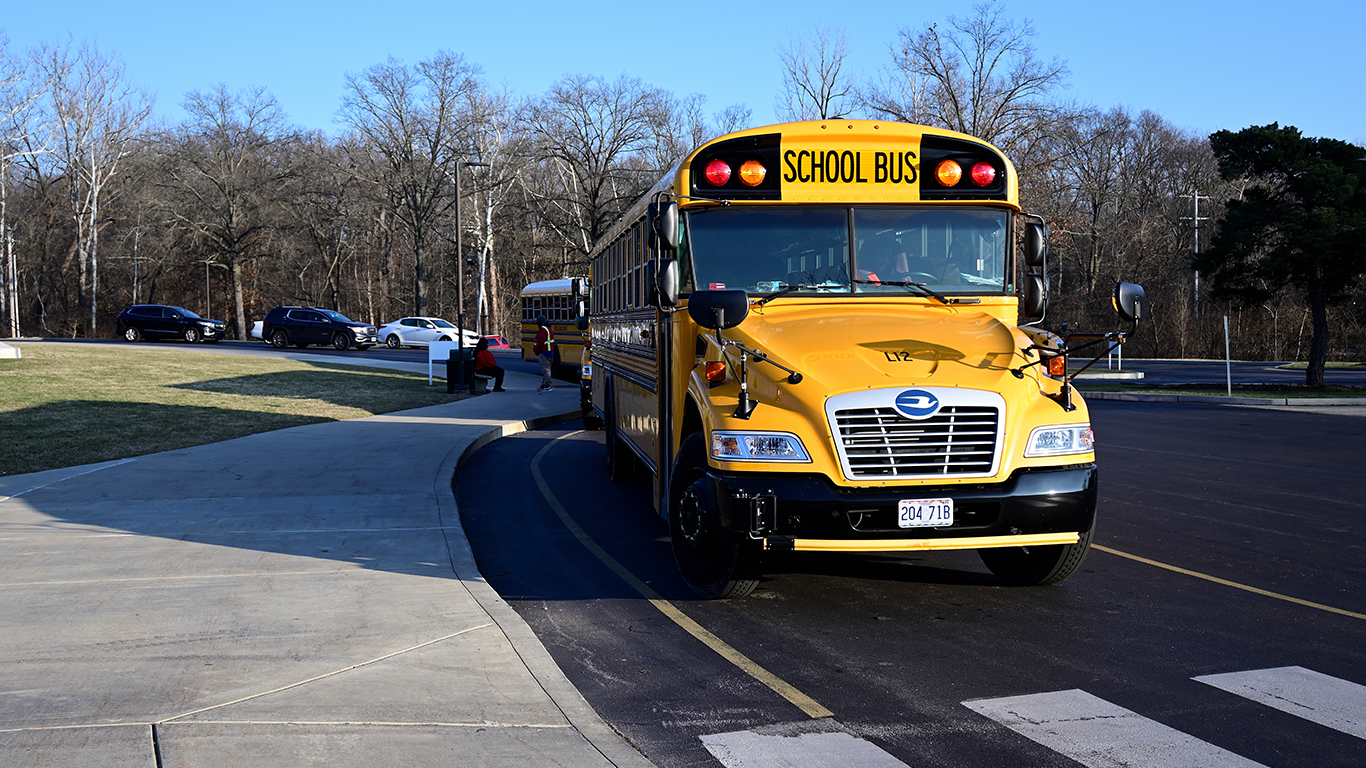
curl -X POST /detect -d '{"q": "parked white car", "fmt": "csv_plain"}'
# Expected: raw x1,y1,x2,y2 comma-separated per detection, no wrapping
251,320,264,340
376,317,481,349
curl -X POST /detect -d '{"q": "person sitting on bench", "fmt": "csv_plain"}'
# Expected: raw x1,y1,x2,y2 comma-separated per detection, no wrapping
473,337,506,391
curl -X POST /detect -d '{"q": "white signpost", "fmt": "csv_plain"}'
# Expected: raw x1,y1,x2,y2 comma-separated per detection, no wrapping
428,340,460,385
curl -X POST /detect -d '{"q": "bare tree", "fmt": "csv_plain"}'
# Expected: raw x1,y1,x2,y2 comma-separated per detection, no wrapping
1,33,50,337
520,73,666,264
889,2,1075,156
713,103,754,137
340,51,481,316
776,25,854,121
34,39,152,335
159,84,291,339
283,132,365,315
456,83,530,336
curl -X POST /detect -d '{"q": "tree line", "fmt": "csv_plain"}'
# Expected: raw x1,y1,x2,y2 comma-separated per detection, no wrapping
2,4,1362,370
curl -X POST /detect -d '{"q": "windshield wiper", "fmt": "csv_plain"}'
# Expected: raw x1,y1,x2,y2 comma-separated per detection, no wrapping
755,282,810,307
853,278,948,304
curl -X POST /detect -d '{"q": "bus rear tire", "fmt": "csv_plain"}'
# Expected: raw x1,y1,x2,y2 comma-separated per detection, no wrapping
978,527,1093,586
669,433,761,599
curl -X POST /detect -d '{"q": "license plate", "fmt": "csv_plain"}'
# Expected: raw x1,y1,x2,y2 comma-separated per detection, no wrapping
898,498,954,528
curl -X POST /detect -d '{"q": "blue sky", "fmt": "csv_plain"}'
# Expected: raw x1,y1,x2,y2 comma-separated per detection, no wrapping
4,0,1363,144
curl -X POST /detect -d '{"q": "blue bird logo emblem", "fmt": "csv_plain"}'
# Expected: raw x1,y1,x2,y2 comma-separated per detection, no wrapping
894,389,940,419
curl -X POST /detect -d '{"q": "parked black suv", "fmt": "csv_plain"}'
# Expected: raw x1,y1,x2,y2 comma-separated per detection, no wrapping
261,306,376,350
116,304,227,343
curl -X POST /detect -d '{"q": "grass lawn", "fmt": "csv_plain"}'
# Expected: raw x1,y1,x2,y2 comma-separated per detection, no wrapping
0,344,467,476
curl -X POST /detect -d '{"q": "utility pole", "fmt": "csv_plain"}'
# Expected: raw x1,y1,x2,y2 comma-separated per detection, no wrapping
1181,192,1212,318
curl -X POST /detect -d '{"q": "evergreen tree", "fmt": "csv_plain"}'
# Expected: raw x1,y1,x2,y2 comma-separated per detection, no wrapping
1197,123,1366,385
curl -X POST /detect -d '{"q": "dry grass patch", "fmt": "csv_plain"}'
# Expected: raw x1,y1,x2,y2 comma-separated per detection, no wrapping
0,344,465,476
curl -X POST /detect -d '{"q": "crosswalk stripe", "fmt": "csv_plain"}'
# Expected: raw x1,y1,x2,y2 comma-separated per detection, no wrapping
1195,666,1366,740
963,688,1268,768
700,720,910,768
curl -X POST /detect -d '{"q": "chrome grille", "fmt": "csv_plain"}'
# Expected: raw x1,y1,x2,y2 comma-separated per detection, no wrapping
834,406,999,477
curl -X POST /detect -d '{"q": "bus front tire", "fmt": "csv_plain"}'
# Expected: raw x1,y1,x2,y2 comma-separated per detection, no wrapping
978,527,1093,586
669,433,761,599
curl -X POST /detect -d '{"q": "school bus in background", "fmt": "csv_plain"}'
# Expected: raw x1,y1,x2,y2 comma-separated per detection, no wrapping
586,119,1146,599
520,278,590,375
520,278,593,416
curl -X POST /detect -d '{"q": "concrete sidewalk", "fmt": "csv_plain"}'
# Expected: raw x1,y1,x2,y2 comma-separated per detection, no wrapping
0,367,655,768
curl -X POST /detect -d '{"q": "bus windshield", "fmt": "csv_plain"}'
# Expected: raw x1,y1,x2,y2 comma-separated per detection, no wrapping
684,206,1009,296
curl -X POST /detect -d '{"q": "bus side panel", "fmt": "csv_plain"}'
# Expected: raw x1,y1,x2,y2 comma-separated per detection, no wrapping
594,312,662,476
616,374,659,475
521,320,535,363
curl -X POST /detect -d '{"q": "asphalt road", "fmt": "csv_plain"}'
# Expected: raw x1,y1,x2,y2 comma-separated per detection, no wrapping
457,402,1366,768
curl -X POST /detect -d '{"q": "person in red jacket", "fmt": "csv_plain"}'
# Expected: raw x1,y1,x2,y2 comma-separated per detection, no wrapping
473,337,506,392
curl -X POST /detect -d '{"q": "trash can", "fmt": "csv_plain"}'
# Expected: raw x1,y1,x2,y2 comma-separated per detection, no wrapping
446,347,476,394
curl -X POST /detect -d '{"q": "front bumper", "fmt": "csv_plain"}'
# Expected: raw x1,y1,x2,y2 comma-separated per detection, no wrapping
703,465,1097,553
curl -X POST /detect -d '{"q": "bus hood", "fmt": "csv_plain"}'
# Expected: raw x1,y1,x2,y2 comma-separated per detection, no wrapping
732,305,1023,394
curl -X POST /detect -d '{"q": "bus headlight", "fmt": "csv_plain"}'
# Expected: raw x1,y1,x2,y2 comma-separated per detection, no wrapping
711,431,811,462
1024,424,1094,457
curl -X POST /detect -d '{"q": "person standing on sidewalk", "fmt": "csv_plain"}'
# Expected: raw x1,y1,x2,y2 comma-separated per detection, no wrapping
533,314,556,392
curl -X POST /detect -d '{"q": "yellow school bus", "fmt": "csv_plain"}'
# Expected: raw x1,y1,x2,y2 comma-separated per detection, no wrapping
588,120,1144,598
519,278,590,375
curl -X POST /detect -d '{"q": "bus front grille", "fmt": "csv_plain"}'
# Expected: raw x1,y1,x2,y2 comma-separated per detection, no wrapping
833,406,999,478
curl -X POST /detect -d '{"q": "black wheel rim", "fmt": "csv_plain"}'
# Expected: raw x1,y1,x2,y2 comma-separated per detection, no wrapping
678,485,719,562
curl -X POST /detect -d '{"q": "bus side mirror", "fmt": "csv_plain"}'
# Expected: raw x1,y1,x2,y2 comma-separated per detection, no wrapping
1113,282,1145,324
650,201,679,251
574,296,589,330
1021,273,1048,320
645,258,679,308
688,289,749,330
1024,220,1048,269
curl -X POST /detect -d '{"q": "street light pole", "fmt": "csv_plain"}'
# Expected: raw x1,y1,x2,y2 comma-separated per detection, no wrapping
195,259,216,317
454,160,489,388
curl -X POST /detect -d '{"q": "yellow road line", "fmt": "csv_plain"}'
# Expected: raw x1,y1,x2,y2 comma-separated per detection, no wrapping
1094,544,1366,621
530,433,833,719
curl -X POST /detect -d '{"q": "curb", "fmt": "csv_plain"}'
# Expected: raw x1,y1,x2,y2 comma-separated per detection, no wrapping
439,410,656,768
